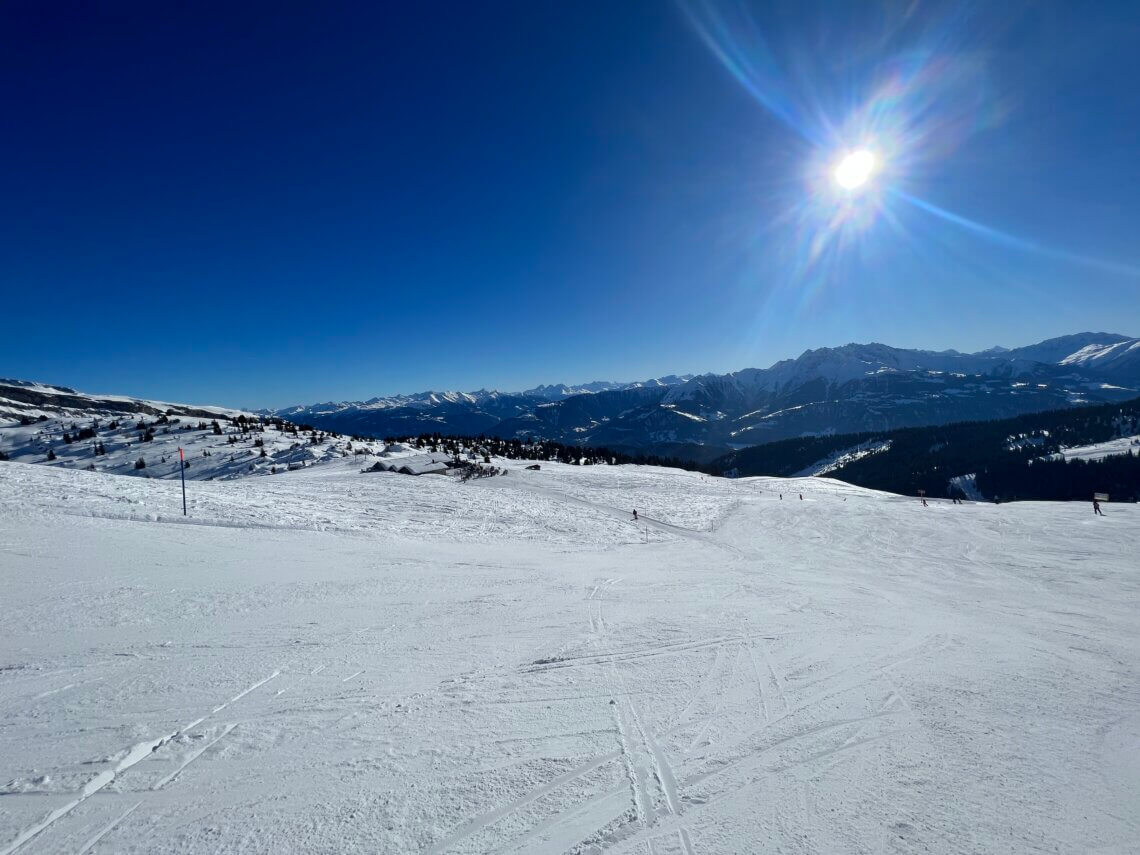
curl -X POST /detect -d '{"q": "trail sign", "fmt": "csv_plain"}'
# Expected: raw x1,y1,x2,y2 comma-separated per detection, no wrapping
1094,493,1109,502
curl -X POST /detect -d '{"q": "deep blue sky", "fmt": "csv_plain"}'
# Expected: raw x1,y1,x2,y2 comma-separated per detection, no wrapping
2,1,1138,408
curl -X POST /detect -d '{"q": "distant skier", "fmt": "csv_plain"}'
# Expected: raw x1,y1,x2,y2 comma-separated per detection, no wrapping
799,493,803,501
632,509,638,521
1093,498,1104,516
921,498,928,507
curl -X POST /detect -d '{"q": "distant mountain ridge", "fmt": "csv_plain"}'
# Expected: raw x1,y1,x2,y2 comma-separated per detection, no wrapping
277,333,1140,460
271,375,697,439
275,375,695,414
6,332,1137,463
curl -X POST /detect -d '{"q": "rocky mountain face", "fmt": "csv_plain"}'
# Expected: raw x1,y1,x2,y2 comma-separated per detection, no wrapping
277,332,1140,460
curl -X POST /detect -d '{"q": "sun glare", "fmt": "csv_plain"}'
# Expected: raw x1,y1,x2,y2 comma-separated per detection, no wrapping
834,149,877,190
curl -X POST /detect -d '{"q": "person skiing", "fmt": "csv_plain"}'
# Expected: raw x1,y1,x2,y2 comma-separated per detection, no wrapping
1093,498,1104,516
632,509,638,521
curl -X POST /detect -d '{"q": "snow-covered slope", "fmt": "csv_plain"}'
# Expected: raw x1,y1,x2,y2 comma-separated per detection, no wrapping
0,379,425,482
0,411,389,481
1059,337,1140,377
1,461,1137,852
1000,332,1134,365
791,439,893,477
1055,434,1140,462
0,378,246,425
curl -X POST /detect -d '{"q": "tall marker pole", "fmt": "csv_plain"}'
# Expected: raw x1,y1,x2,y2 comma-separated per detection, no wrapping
179,447,187,516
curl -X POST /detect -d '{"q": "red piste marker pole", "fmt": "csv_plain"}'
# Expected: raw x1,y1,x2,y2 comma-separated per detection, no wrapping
179,447,187,516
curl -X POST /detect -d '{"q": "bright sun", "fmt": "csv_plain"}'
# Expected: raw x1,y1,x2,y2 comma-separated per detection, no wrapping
834,149,877,190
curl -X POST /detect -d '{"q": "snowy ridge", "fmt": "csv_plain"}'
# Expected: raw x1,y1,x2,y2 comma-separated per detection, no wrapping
1001,332,1134,365
0,378,248,425
1059,337,1140,373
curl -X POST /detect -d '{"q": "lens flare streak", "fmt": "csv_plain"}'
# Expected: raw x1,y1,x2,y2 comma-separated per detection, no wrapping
895,190,1140,277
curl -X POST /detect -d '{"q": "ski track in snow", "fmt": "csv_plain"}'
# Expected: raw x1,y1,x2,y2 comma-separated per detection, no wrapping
0,666,280,854
0,459,1138,853
73,801,141,855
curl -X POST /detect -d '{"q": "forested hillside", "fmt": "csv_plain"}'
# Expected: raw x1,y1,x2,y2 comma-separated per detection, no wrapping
714,397,1140,501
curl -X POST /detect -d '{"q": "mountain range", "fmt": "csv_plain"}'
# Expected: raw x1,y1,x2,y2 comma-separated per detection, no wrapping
276,332,1140,461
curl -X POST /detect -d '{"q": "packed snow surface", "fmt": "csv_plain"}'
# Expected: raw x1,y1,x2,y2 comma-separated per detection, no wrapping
1,460,1138,854
1055,435,1140,462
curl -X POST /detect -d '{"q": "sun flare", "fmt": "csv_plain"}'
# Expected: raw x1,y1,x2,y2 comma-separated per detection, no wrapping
834,149,877,190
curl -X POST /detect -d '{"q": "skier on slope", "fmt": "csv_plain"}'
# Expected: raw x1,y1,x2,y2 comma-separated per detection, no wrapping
1093,498,1104,516
632,509,638,521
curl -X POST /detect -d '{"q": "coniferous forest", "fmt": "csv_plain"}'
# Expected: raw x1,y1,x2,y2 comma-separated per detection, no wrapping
712,397,1140,502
